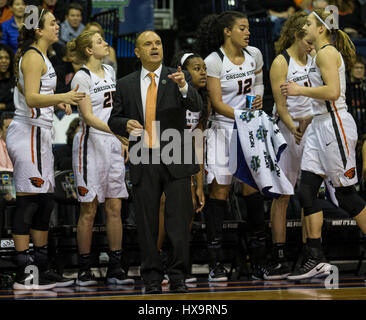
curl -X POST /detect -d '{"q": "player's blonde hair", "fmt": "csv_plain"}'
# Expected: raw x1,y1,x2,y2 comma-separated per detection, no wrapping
67,30,100,63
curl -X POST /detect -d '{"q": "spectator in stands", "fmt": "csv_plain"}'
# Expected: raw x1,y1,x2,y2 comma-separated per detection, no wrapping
349,54,366,84
346,54,366,136
40,0,65,23
0,0,12,24
293,0,328,11
25,0,66,23
312,0,329,9
59,3,85,45
53,117,79,171
266,0,296,40
1,0,25,53
294,0,312,11
0,44,14,112
55,44,82,95
328,0,366,38
84,22,117,74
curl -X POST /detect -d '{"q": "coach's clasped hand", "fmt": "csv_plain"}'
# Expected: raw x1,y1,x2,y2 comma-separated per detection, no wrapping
126,119,144,136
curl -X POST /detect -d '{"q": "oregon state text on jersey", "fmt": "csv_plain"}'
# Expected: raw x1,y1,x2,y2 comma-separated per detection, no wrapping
204,45,263,124
71,64,116,135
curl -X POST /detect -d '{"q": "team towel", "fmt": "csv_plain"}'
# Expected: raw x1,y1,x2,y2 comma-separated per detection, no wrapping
229,109,294,198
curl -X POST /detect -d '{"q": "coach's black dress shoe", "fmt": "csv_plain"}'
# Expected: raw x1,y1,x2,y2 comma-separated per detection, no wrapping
170,279,188,293
144,281,162,294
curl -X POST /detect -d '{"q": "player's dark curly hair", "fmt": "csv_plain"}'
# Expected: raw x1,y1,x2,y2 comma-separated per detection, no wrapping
194,11,247,59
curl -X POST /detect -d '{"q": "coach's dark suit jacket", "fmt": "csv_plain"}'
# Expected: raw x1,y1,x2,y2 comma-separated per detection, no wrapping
108,65,204,184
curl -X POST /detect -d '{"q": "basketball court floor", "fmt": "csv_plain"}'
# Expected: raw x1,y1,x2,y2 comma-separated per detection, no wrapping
1,275,365,300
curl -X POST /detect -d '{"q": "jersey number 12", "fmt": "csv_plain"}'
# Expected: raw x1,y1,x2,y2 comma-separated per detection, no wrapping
237,78,252,95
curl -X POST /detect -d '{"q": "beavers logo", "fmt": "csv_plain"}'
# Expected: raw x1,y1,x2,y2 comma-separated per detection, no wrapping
29,177,44,188
77,186,89,197
344,167,356,179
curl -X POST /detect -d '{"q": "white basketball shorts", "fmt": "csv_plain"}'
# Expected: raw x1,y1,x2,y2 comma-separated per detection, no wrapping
72,129,129,203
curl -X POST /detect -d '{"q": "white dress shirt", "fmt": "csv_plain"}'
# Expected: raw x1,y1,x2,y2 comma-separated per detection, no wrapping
140,64,188,121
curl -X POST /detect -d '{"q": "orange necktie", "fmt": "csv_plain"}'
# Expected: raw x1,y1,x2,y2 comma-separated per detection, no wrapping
145,72,158,148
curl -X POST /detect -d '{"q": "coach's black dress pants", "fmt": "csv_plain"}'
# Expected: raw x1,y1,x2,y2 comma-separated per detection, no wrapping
132,162,192,283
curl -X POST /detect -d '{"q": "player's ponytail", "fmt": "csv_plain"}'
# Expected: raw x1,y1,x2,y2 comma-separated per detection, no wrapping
333,29,356,70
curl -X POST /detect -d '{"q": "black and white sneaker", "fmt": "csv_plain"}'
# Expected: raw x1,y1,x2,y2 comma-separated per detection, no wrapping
13,271,57,291
287,247,331,280
263,262,291,280
106,268,135,285
208,263,228,282
251,264,273,280
76,270,98,287
42,269,75,287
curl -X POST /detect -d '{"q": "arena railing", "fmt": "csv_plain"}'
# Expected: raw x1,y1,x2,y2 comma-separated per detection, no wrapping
91,8,119,51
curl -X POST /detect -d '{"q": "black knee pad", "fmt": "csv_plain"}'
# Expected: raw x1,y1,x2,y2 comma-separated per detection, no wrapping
204,198,226,245
244,192,265,233
335,186,366,218
248,230,266,249
31,193,55,231
299,171,323,216
11,195,39,235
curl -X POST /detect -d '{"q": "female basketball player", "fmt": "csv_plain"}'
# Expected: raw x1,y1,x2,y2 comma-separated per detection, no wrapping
157,51,208,284
6,8,85,290
281,9,366,280
68,30,133,286
268,11,314,279
195,11,271,280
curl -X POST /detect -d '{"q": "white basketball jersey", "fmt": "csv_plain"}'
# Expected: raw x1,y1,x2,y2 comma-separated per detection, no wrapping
71,64,116,135
14,47,57,128
205,46,263,123
308,46,348,115
186,110,200,131
279,51,313,119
